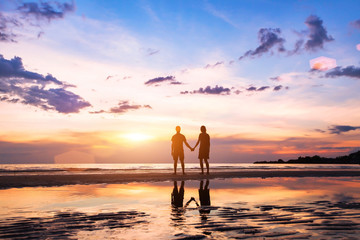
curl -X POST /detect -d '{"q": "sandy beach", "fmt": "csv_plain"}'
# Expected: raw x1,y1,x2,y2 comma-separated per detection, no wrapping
1,169,360,189
1,176,360,239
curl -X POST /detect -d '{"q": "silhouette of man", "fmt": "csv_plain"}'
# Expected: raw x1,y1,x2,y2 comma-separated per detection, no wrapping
171,126,192,175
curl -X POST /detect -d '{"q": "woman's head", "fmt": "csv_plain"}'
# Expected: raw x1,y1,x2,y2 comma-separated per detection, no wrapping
200,125,206,133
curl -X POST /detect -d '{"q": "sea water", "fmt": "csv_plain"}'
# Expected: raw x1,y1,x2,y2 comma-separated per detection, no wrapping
1,163,360,176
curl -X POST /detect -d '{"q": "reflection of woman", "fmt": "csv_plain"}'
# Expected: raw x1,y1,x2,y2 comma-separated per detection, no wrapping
199,180,211,206
194,180,211,221
193,126,210,174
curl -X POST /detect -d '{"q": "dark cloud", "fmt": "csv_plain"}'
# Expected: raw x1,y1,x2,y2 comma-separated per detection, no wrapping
319,146,353,150
144,75,182,86
246,86,257,91
239,15,333,57
0,12,22,42
303,15,334,51
0,55,63,85
288,15,333,54
246,86,270,92
239,28,286,60
0,1,74,42
181,85,230,95
350,19,360,29
273,85,283,91
204,61,224,69
325,66,360,79
0,54,91,113
170,81,183,85
17,1,75,21
329,125,360,134
90,101,152,114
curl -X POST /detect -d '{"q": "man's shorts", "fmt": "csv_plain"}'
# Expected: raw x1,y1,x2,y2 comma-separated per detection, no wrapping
173,151,184,161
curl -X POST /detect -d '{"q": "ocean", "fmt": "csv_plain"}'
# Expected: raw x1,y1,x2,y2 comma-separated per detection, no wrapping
1,163,360,176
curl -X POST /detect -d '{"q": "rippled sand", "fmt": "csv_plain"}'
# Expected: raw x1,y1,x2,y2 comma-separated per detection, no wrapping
1,177,360,239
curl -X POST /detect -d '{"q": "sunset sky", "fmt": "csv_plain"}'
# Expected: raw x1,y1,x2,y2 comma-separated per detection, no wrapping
1,0,360,164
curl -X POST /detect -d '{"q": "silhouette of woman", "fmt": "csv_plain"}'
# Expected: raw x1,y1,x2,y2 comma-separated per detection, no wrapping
193,126,210,174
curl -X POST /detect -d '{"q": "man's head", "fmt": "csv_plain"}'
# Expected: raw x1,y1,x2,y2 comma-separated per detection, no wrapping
175,126,181,133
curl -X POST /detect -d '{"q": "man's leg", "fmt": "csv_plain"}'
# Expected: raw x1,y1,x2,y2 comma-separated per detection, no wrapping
180,159,185,174
173,157,178,174
180,152,185,174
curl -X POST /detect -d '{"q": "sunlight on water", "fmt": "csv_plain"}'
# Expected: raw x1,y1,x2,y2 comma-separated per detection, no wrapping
1,177,360,239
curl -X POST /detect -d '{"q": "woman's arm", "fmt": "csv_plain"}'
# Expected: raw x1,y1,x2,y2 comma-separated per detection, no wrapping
193,134,201,149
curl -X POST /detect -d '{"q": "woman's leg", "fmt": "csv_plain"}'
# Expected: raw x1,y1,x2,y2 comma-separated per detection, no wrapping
204,159,209,174
200,159,204,174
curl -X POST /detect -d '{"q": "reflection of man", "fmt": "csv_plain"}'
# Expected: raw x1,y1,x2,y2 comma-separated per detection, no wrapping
171,126,192,175
171,181,184,208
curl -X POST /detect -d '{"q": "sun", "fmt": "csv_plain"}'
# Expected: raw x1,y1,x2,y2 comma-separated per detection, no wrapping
122,133,153,142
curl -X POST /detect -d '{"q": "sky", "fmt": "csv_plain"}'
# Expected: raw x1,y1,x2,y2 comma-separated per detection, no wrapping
0,0,360,164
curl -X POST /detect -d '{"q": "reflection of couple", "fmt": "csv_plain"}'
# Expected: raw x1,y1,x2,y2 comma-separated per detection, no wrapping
171,180,211,209
171,125,210,175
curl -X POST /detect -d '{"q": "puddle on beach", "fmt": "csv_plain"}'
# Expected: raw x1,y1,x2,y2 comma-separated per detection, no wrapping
1,177,360,239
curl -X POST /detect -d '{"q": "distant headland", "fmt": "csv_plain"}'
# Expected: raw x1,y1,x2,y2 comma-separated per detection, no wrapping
254,150,360,164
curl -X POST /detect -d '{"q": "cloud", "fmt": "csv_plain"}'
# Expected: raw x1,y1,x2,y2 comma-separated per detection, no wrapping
314,129,326,133
246,86,270,92
146,48,160,56
270,76,280,81
309,56,337,71
273,85,283,91
239,28,286,60
325,66,360,79
328,125,360,134
204,61,224,69
303,15,334,51
350,19,360,29
17,1,75,21
0,13,22,42
0,1,74,42
144,75,182,86
240,15,333,57
181,85,230,95
205,2,238,28
0,140,87,164
90,101,152,114
0,55,62,85
0,54,91,113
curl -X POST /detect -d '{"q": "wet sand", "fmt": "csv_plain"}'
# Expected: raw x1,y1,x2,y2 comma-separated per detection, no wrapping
1,169,360,189
1,178,360,239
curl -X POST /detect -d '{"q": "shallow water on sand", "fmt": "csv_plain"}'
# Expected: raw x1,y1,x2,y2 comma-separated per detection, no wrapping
1,177,360,239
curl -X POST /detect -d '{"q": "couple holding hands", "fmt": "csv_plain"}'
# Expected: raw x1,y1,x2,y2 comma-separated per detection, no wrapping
171,125,210,175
